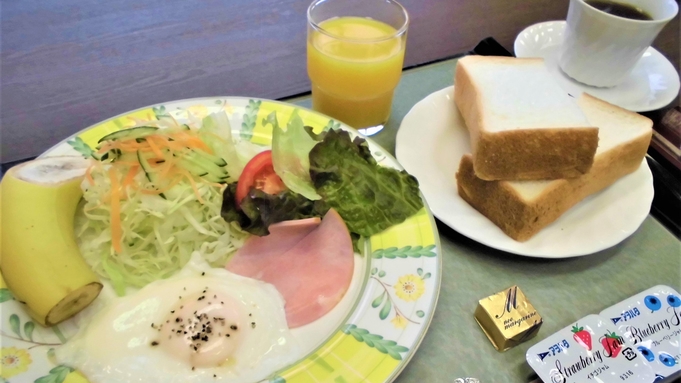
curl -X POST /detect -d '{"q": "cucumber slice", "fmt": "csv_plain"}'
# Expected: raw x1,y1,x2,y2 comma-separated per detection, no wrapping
137,150,166,199
98,126,159,144
176,157,212,178
179,152,229,180
175,151,229,184
189,148,227,167
198,173,228,184
177,157,228,182
92,148,122,162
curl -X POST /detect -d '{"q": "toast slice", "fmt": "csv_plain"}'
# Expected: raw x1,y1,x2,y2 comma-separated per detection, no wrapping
454,56,599,181
456,93,653,242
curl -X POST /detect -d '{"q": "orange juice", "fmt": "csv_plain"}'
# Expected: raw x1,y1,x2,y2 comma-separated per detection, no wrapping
307,17,406,129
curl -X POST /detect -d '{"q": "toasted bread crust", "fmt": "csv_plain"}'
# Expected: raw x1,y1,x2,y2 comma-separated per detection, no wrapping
475,128,599,180
454,56,599,181
456,121,651,241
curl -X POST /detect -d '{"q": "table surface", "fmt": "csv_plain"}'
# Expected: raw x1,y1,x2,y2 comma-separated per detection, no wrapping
2,0,678,163
290,58,681,382
3,1,680,381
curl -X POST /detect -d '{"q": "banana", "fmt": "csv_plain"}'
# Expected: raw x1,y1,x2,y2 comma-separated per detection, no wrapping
0,156,102,326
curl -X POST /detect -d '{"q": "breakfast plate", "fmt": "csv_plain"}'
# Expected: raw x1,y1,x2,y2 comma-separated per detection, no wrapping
513,20,680,112
0,98,441,383
395,86,654,258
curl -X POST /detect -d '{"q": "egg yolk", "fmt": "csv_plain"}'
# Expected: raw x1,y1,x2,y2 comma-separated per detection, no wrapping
151,288,255,368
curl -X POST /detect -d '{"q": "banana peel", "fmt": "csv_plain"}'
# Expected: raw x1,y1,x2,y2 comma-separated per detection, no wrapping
0,157,102,326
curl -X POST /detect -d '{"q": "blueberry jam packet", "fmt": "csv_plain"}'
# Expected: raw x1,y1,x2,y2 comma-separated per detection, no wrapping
600,285,681,381
526,285,681,383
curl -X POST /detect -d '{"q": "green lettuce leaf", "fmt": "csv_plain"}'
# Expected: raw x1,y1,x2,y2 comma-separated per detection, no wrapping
221,184,320,236
267,110,322,200
221,128,423,239
309,129,423,237
200,111,242,182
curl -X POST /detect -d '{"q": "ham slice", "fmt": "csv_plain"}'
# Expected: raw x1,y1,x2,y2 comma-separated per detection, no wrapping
226,209,354,328
228,217,321,279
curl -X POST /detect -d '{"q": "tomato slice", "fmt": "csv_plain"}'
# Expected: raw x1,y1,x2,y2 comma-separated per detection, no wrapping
235,150,286,205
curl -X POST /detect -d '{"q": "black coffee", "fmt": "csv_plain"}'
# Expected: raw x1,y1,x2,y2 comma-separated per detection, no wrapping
585,0,653,20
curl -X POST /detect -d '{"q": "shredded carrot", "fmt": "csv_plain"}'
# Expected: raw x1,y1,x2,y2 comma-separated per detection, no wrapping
92,129,220,218
97,128,217,159
108,167,123,253
84,165,95,186
147,135,177,149
147,135,172,150
146,136,164,158
170,131,213,153
178,169,204,204
109,161,140,167
122,165,140,194
98,141,149,153
186,137,213,154
156,160,176,180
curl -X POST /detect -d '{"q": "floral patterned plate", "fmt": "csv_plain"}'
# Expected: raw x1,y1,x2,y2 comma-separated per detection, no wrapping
0,97,441,383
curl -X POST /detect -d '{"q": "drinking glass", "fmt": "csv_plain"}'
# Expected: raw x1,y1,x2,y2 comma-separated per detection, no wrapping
307,0,409,135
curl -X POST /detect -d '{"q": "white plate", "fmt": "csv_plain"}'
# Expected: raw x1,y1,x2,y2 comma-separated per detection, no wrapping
395,86,654,258
0,97,441,383
514,20,680,112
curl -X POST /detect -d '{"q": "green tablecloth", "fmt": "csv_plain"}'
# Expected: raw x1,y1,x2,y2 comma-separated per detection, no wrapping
289,59,681,382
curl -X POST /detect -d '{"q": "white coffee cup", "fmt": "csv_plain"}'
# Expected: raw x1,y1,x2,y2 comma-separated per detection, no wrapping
559,0,678,88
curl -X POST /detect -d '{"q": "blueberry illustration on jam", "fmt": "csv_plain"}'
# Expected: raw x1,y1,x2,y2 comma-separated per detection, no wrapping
667,294,681,308
659,352,677,367
644,295,662,312
637,346,655,362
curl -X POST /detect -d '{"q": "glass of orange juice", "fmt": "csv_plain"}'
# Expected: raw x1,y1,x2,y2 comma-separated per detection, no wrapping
307,0,408,135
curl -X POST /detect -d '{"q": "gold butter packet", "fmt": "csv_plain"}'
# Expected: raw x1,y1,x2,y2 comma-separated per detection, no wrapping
474,285,542,352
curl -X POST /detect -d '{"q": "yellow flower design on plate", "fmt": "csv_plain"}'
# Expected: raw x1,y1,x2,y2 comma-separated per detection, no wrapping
391,314,408,329
394,274,425,302
186,105,210,120
222,102,234,114
0,347,32,379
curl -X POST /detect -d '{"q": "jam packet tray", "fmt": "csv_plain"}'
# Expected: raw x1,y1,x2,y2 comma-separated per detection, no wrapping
527,314,655,382
526,285,681,383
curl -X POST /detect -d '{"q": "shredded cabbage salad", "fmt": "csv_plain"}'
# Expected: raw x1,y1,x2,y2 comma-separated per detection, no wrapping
74,112,255,295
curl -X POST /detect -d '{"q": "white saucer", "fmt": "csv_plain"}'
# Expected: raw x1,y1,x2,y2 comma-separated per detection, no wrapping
514,20,680,112
395,86,654,258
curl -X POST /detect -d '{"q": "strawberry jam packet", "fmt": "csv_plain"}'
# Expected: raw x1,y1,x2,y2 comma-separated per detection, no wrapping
599,285,681,381
526,314,655,382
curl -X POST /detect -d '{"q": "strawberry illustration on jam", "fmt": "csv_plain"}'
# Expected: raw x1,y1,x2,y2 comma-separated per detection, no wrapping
600,331,624,358
571,325,592,351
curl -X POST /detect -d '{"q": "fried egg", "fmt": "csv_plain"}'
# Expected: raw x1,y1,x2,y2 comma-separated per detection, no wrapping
55,253,302,383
